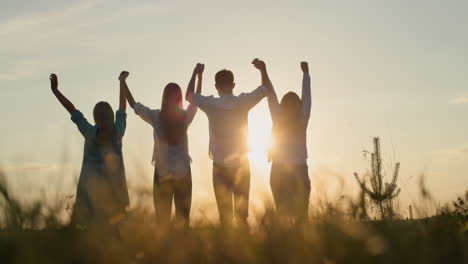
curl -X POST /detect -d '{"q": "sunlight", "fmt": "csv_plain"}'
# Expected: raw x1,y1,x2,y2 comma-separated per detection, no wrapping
248,107,273,165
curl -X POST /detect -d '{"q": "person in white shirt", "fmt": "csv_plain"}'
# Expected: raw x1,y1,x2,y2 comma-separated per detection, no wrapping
121,63,204,227
187,66,268,226
252,59,312,222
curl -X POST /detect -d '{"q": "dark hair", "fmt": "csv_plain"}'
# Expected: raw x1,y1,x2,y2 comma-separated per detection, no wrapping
273,92,305,140
94,101,114,129
93,102,116,143
215,69,234,87
160,83,188,145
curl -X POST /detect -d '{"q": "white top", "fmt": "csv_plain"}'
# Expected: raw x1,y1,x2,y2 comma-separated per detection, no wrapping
267,73,311,164
188,85,267,167
134,102,197,182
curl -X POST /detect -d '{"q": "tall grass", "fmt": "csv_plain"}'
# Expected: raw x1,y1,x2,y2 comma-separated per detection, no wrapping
0,169,467,264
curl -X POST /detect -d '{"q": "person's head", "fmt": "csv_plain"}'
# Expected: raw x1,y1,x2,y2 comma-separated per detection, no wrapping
161,83,184,117
280,92,302,118
215,69,235,95
273,92,304,139
160,83,187,145
93,101,115,131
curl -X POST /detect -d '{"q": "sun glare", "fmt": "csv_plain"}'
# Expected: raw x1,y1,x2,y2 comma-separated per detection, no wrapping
248,108,273,164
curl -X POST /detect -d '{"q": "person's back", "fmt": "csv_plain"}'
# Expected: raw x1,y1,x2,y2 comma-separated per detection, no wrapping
252,59,312,222
189,70,266,166
122,64,205,228
49,72,130,227
187,67,267,226
205,96,251,165
72,104,128,223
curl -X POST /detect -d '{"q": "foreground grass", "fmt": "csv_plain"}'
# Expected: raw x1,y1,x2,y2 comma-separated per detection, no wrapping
1,207,467,264
1,171,467,264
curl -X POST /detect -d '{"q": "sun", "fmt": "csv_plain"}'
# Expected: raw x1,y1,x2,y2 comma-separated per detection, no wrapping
248,107,273,164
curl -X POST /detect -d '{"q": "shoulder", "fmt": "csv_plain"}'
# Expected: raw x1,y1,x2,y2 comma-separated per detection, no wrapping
204,95,217,103
189,94,218,109
239,85,267,98
135,102,159,114
134,102,157,112
190,93,215,101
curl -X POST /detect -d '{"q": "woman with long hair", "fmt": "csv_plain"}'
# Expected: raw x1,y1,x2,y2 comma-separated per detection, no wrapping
121,64,204,227
50,72,130,227
252,59,312,222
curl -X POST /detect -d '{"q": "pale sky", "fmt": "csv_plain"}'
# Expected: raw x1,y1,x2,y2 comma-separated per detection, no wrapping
1,0,467,218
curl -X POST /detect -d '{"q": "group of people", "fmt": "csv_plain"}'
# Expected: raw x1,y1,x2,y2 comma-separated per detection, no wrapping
50,59,312,228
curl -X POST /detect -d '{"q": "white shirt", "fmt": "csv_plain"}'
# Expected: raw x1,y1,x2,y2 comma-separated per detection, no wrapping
134,102,197,182
267,73,311,164
188,85,267,167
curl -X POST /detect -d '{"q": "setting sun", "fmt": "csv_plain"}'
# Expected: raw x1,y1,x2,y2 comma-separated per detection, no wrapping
248,106,273,164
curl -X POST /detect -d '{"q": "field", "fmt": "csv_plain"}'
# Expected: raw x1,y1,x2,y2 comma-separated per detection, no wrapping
1,170,467,264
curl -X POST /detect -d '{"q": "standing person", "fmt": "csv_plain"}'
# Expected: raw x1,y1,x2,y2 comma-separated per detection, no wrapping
186,64,268,227
121,64,204,227
50,72,130,227
252,59,312,222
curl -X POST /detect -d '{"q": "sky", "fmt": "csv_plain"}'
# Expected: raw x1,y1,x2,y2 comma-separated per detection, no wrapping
1,0,467,219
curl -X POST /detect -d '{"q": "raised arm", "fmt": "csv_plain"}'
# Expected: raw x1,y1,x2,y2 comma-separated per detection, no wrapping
119,71,135,109
252,59,280,120
252,59,273,93
185,63,204,100
50,74,76,114
118,71,128,112
185,63,204,123
301,61,311,121
118,71,154,125
196,64,204,94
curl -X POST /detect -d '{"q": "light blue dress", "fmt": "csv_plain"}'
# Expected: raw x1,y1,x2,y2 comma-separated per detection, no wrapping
70,109,129,225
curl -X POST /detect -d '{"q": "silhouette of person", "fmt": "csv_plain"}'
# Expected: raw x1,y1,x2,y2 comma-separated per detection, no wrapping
252,59,312,222
186,64,268,227
49,72,130,227
121,64,204,227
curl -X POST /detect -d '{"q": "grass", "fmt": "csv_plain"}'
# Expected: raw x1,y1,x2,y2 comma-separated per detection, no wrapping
0,170,467,264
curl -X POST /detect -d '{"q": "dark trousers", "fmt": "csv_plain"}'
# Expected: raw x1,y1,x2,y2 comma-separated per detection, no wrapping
270,162,310,221
153,167,192,227
212,161,250,225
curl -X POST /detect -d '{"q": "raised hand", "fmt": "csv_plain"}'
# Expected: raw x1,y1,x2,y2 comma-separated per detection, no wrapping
50,73,76,114
252,58,266,72
194,63,205,75
252,58,272,93
197,63,205,76
195,63,204,94
301,61,309,74
119,71,130,81
50,73,58,91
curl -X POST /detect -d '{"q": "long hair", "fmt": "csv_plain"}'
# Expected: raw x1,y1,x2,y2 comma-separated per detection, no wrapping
272,92,305,144
93,101,115,143
160,83,187,145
